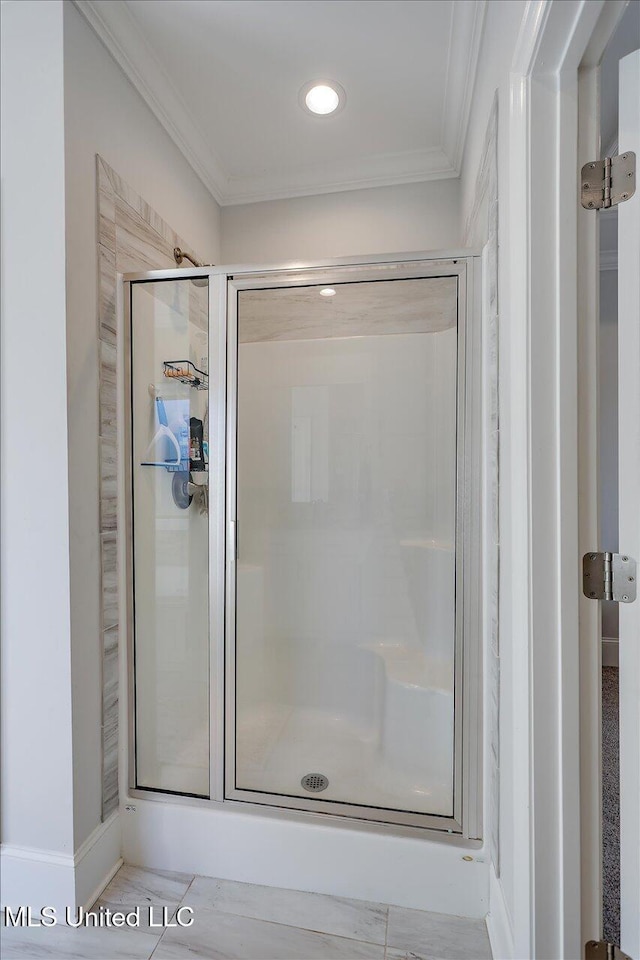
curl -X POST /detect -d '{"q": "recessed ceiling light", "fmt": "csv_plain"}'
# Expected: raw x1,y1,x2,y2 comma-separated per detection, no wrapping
306,85,339,114
319,287,336,297
299,80,346,117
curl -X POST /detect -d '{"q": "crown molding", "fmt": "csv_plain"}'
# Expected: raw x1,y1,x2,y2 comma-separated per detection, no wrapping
73,0,228,203
222,147,456,206
75,0,477,206
442,0,487,175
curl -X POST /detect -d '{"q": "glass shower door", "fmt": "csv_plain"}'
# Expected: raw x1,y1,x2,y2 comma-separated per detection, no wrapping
229,268,462,824
129,277,210,797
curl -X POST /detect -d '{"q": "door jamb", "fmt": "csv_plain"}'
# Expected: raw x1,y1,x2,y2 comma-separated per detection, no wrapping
577,1,630,944
507,1,628,957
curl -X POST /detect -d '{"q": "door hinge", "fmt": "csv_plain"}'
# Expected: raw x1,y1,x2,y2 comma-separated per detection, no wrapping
583,552,637,602
585,940,632,960
581,151,636,209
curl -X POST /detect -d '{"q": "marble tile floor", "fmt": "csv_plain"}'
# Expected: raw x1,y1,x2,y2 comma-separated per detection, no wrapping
1,864,492,960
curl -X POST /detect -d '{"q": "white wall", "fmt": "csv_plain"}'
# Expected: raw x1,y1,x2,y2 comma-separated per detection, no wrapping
458,0,528,949
0,0,76,905
63,0,222,850
459,0,527,238
221,180,461,264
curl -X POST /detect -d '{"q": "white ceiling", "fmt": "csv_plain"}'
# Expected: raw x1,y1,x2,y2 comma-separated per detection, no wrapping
77,0,486,205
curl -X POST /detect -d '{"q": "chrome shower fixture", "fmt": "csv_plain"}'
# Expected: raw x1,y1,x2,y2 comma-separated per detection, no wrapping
173,246,203,268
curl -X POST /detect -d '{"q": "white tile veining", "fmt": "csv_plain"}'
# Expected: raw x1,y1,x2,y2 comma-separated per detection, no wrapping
386,905,492,960
0,923,161,960
238,276,457,343
97,865,193,908
0,865,492,959
183,876,389,943
153,911,386,960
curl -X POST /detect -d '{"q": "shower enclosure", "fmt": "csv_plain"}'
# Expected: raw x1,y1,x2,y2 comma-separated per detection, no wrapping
124,253,481,837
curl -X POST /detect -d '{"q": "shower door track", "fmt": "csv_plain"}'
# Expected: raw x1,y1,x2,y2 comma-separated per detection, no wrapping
123,249,483,842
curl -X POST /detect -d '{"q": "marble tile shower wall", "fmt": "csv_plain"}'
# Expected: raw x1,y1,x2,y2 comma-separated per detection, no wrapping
96,156,202,818
464,99,500,873
485,116,500,877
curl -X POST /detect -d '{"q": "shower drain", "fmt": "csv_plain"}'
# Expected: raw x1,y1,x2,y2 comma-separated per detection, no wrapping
301,773,329,793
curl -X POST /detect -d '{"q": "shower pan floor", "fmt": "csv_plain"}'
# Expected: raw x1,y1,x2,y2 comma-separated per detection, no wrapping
235,703,452,817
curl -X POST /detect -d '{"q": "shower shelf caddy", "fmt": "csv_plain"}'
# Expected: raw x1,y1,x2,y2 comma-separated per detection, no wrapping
140,371,209,473
163,360,208,390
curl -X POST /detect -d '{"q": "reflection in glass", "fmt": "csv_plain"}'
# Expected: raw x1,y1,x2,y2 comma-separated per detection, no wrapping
131,278,209,796
234,277,458,817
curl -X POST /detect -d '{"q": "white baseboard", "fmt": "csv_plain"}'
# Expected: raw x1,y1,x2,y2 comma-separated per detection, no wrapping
602,638,619,667
1,811,121,913
75,811,122,908
486,863,514,960
0,846,77,914
81,856,123,910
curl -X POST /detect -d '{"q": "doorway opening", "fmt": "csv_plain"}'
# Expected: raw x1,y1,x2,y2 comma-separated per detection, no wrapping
597,3,640,945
